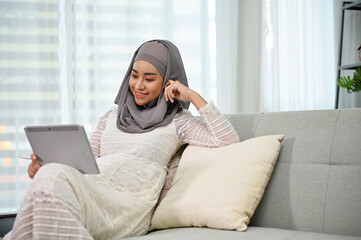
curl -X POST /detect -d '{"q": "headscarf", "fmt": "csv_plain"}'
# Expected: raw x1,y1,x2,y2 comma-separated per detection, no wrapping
114,39,190,133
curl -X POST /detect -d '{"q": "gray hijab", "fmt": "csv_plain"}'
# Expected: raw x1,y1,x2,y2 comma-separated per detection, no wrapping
114,40,190,133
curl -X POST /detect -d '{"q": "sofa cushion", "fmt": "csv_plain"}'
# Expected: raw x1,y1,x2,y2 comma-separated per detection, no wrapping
151,135,284,231
322,109,361,236
248,109,361,236
122,227,361,240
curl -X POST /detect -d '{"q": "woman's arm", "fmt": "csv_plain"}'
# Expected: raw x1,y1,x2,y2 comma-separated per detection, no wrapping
174,102,240,148
89,107,115,158
164,80,239,147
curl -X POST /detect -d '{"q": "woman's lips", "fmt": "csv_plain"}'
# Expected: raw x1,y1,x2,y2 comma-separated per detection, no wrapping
135,91,148,98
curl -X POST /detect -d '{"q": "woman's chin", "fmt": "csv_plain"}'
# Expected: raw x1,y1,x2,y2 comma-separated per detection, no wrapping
135,99,148,106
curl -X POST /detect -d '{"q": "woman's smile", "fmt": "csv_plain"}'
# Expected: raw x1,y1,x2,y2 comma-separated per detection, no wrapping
134,91,148,98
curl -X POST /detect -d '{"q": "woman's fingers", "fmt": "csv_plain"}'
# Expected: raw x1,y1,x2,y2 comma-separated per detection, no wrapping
28,163,40,179
28,153,41,179
166,90,173,102
164,82,171,102
31,154,41,169
164,80,178,103
28,163,35,179
33,161,41,170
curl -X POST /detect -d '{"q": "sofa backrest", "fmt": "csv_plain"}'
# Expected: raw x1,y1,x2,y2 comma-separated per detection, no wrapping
226,108,361,236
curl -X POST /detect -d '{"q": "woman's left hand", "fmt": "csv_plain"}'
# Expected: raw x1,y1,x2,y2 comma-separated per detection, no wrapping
164,80,207,110
164,80,193,103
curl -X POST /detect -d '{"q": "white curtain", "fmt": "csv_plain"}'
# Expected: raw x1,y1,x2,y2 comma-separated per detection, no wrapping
215,0,263,114
216,0,337,113
0,0,215,214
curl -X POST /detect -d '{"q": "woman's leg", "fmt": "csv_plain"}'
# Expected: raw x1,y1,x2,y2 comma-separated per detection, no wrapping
5,164,93,240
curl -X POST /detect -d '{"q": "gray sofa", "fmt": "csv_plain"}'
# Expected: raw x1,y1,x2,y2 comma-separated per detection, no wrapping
1,108,360,240
124,108,361,240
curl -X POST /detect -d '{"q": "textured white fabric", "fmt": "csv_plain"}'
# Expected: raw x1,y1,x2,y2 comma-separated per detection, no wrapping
5,101,239,240
175,101,239,147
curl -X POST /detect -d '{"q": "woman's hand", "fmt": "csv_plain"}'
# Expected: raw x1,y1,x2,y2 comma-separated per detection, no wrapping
164,80,207,110
28,153,42,179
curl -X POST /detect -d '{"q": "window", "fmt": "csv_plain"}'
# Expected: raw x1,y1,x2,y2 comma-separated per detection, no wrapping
0,0,215,214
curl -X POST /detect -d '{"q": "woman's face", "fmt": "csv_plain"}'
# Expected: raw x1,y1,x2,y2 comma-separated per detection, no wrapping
129,60,164,106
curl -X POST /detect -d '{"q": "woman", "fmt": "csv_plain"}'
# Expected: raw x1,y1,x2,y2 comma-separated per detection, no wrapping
5,40,239,239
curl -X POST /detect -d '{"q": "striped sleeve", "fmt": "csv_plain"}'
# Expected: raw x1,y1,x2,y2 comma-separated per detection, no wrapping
89,106,116,158
174,101,240,147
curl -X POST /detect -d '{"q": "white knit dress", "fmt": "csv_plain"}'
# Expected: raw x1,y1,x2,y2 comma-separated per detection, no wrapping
5,101,239,240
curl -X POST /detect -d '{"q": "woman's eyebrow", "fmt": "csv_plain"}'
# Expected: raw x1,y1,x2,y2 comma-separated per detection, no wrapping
132,68,158,76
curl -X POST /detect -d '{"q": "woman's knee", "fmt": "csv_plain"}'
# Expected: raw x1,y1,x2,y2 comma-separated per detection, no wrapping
31,163,72,192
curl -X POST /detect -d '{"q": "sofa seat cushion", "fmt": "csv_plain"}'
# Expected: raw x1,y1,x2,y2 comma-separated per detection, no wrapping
122,227,361,240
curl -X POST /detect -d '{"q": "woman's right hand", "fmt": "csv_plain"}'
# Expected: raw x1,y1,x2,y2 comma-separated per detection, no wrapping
28,153,42,179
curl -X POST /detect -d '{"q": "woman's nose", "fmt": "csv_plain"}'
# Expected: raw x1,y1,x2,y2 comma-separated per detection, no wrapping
135,79,145,90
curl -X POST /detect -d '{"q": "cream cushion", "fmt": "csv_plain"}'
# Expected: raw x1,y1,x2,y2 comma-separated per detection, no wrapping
151,135,284,231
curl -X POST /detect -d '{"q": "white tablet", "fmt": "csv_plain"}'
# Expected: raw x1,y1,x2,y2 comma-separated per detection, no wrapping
24,124,100,174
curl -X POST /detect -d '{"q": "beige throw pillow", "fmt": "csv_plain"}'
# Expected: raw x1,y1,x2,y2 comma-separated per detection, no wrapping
151,135,284,231
156,145,186,208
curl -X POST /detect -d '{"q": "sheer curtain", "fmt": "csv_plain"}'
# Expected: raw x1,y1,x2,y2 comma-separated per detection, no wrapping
0,0,215,214
263,0,336,112
216,0,337,113
215,0,263,114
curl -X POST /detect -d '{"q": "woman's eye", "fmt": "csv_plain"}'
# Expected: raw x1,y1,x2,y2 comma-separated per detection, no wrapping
145,78,154,82
131,74,138,78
